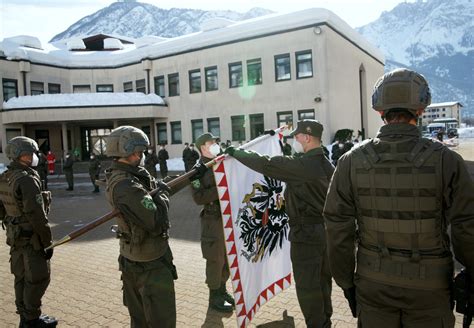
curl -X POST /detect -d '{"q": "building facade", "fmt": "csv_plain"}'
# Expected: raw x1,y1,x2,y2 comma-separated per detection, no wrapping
422,101,463,126
0,8,384,162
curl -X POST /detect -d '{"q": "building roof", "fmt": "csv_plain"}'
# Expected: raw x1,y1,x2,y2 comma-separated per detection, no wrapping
0,8,384,68
2,92,165,110
427,101,463,108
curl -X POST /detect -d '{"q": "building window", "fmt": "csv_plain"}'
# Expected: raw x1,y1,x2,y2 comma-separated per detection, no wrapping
247,58,262,86
48,83,61,94
156,122,168,145
123,81,133,92
2,79,18,102
96,84,114,93
154,76,165,97
275,54,291,81
231,115,246,141
205,66,218,91
30,81,44,95
229,62,243,88
168,73,180,97
136,79,146,93
189,69,202,94
250,114,264,139
170,121,182,144
298,109,315,120
6,128,21,143
191,119,204,142
73,85,91,93
296,50,313,79
277,111,293,128
207,117,220,137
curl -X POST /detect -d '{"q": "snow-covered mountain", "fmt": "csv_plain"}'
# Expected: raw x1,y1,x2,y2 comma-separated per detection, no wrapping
51,1,273,41
357,0,473,117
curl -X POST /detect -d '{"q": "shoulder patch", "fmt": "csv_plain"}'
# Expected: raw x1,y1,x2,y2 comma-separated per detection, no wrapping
35,193,44,205
141,195,157,211
191,179,201,189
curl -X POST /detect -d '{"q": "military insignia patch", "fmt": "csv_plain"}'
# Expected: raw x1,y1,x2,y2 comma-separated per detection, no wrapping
35,194,44,205
306,126,312,134
141,195,157,211
191,179,201,189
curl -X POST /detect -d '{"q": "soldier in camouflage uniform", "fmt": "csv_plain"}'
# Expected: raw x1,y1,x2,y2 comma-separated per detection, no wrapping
105,126,177,328
225,121,334,327
190,132,234,313
35,152,48,190
88,153,101,193
0,137,57,327
324,68,474,327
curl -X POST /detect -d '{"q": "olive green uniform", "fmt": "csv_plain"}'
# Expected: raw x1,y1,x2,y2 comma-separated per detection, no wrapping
145,152,159,178
106,161,177,328
191,157,230,290
88,157,101,192
232,147,334,328
63,155,74,190
0,162,53,322
36,153,48,190
158,149,169,178
324,124,474,327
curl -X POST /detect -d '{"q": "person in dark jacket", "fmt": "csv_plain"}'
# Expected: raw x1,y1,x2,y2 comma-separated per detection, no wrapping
63,153,74,191
36,151,49,190
88,153,101,193
144,149,159,178
158,145,169,178
183,143,200,172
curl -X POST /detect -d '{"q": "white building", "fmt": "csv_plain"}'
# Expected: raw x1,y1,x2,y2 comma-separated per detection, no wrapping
0,8,384,162
422,101,463,126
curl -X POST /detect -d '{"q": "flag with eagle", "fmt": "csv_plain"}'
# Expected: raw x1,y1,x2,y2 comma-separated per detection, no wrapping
212,130,291,328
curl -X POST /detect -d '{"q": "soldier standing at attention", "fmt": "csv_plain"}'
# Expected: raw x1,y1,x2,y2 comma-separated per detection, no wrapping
36,151,49,190
105,126,177,328
63,153,74,191
190,132,234,313
88,153,101,193
158,144,169,178
0,137,57,327
144,148,159,178
323,68,474,327
183,143,200,172
225,120,334,327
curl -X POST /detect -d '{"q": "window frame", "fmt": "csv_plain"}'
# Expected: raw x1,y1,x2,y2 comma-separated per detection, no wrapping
247,58,262,86
168,73,180,97
96,84,114,93
154,75,165,97
2,78,18,102
274,53,291,82
276,111,293,128
123,81,133,92
72,84,91,93
48,83,61,94
191,119,204,142
228,61,243,88
296,50,313,79
249,113,265,139
30,81,44,95
188,69,202,94
231,115,246,142
170,121,182,144
136,79,146,93
156,122,168,145
298,109,315,120
207,117,220,137
205,66,218,92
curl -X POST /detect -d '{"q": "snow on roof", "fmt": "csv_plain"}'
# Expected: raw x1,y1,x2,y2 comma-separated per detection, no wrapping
427,101,463,108
104,38,124,50
67,38,86,51
3,92,166,109
2,35,42,50
0,8,384,67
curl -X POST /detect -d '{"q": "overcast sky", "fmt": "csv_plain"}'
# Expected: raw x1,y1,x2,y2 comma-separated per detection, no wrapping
0,0,412,45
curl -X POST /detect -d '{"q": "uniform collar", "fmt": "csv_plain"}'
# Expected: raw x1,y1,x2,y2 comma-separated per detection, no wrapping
111,161,150,178
303,147,324,157
376,123,420,138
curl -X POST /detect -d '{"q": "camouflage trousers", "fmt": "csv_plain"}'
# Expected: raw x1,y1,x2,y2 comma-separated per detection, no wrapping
355,277,455,328
10,243,51,321
119,248,177,328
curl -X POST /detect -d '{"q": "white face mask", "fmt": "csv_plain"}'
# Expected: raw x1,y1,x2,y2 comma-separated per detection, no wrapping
139,153,145,166
31,153,39,167
147,149,153,154
292,139,304,153
209,143,221,157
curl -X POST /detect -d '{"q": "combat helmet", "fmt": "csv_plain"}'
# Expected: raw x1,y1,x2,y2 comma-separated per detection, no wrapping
106,126,149,158
5,136,39,160
372,68,431,115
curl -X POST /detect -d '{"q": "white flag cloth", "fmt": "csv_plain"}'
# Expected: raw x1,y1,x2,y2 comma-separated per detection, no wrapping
213,132,291,328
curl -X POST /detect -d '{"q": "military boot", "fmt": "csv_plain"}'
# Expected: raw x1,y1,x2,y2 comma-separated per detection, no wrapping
19,315,26,328
219,283,235,307
24,315,57,328
93,186,99,193
209,288,233,313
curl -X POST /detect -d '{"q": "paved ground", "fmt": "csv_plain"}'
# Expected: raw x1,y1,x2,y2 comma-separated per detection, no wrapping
0,138,471,327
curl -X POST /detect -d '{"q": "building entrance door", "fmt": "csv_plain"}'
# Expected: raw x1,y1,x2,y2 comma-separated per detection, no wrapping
81,127,112,160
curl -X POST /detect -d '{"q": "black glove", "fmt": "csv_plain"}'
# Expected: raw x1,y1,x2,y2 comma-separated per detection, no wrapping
44,248,54,260
155,180,171,194
343,287,357,318
190,161,208,180
224,146,236,156
264,129,276,136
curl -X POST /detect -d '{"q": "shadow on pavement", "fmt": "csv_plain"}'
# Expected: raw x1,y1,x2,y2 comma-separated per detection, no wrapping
201,306,234,327
257,310,295,327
